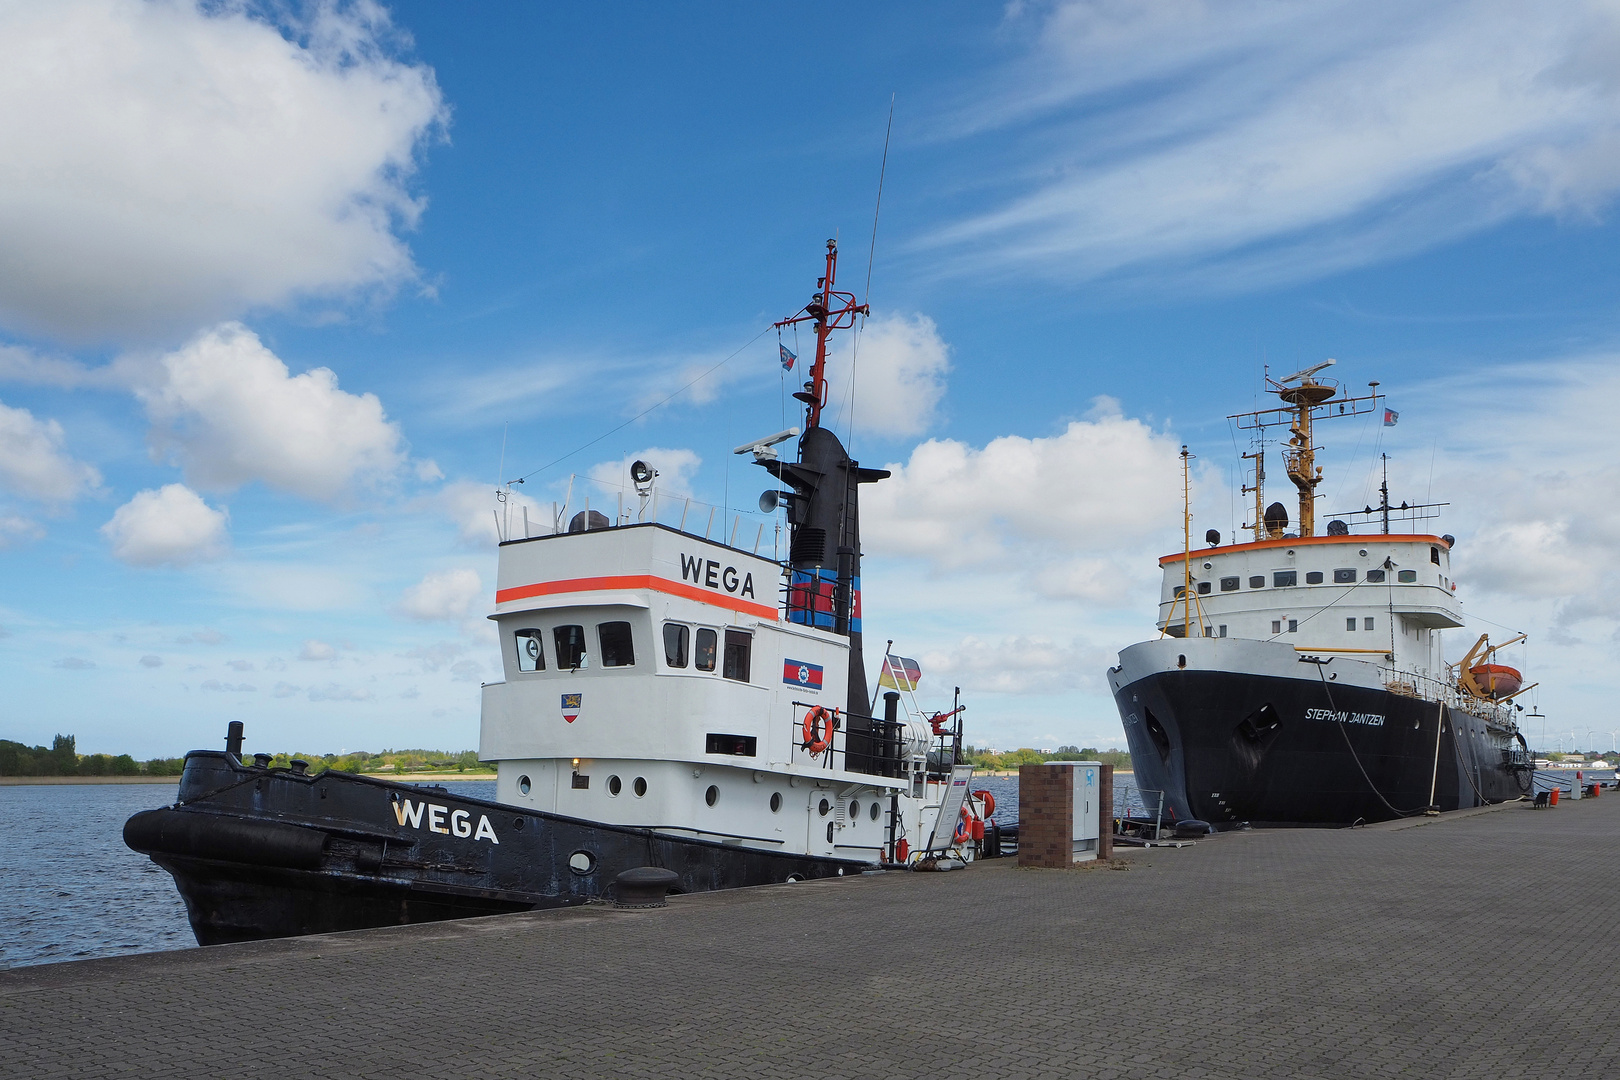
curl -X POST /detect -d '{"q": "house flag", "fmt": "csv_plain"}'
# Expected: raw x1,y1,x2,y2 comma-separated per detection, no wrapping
779,344,797,371
1383,408,1399,427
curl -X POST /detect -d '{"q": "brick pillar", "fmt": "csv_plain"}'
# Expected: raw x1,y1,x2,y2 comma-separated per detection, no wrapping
1017,763,1075,869
1098,762,1113,862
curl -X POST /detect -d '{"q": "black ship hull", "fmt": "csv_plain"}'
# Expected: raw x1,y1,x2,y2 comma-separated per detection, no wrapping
1112,643,1531,826
125,751,872,945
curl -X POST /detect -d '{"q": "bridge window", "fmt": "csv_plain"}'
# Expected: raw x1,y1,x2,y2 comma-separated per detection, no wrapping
1249,576,1265,589
1364,617,1375,631
1197,581,1211,595
694,628,717,672
1173,585,1186,598
1288,619,1298,633
1365,569,1386,583
1221,577,1239,591
598,621,635,667
1430,546,1441,565
723,629,752,682
553,625,588,670
1334,568,1356,583
662,622,689,668
1273,571,1297,587
706,733,757,756
1306,571,1323,584
1398,569,1417,583
1347,618,1357,631
1218,625,1227,637
1272,620,1282,634
515,629,545,672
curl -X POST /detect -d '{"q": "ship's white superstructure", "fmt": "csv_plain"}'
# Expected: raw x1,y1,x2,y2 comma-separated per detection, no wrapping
480,522,967,865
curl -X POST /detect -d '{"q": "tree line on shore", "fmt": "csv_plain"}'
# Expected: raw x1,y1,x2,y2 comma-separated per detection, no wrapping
964,745,1132,771
0,735,494,777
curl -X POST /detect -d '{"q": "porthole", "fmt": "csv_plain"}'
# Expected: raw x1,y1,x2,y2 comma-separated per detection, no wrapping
633,776,647,797
849,800,860,819
770,792,782,812
705,784,719,807
818,797,831,816
607,775,622,796
513,817,524,830
568,850,596,875
518,775,531,795
870,802,880,821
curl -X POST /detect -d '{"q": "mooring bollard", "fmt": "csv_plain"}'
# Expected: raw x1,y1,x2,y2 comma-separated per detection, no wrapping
614,866,680,908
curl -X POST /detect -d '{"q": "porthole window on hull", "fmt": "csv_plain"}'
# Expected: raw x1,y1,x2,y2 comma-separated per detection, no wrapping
568,851,596,875
1220,577,1239,592
870,802,881,821
1398,569,1417,583
1334,568,1357,583
705,784,719,807
849,800,860,819
1273,571,1297,587
518,775,531,795
769,792,782,812
633,776,647,797
1249,576,1265,589
1365,569,1386,583
818,798,831,816
1305,572,1323,585
608,775,622,796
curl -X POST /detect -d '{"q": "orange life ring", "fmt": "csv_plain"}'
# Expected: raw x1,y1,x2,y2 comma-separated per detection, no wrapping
801,706,833,755
973,789,996,817
953,806,972,844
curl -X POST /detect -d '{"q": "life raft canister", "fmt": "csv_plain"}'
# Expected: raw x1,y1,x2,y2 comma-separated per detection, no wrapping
801,706,834,755
896,838,909,863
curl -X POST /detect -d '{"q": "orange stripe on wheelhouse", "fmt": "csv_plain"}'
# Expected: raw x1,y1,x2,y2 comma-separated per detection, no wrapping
495,574,779,621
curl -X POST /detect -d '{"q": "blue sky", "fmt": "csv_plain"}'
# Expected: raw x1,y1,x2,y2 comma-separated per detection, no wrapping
3,1,1619,757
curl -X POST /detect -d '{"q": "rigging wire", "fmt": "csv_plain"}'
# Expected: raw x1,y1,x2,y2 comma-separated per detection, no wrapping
508,324,773,485
846,94,895,459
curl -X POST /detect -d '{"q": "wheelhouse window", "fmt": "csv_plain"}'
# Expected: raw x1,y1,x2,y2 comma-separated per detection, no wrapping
1430,546,1441,565
694,628,717,672
515,629,545,672
554,625,588,670
1397,569,1418,583
663,622,689,668
1305,571,1323,585
1365,569,1386,583
1334,568,1357,583
722,630,752,682
1364,617,1375,630
1271,620,1282,634
1288,619,1298,633
1249,576,1265,589
1172,585,1187,598
597,621,635,667
1273,571,1297,587
1196,581,1211,595
1346,617,1357,631
1221,576,1239,592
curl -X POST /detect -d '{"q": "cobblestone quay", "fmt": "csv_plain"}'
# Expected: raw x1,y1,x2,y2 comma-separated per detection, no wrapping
6,796,1618,1079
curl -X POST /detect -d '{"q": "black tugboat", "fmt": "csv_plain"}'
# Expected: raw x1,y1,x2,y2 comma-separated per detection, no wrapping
1107,362,1535,826
125,240,986,945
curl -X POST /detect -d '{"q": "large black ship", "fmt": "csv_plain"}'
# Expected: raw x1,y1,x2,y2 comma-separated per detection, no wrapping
1108,362,1534,826
125,240,985,945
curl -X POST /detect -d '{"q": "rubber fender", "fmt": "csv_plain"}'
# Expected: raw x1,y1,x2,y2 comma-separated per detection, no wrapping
124,808,328,869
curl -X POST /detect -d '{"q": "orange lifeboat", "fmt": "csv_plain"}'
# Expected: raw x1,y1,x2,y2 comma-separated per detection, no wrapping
1469,663,1522,699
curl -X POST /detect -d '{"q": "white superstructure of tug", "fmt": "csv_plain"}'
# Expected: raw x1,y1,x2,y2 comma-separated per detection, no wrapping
480,522,971,865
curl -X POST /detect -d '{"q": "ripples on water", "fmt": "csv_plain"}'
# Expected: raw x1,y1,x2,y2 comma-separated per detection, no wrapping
4,774,1138,968
0,779,496,969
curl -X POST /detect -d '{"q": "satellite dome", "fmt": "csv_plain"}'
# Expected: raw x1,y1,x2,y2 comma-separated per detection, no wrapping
1264,502,1290,530
1327,519,1349,536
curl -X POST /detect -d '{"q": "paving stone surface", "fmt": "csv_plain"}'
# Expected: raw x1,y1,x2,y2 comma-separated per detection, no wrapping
3,795,1618,1079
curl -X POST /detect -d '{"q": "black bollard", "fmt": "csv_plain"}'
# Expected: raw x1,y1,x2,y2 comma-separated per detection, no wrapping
614,866,679,908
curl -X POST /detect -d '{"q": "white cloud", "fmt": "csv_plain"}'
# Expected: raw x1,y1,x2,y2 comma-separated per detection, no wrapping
397,568,483,622
0,513,45,549
308,683,374,702
918,635,1113,696
402,642,465,673
139,323,405,502
101,484,229,567
299,640,336,662
437,480,546,545
922,1,1620,289
823,314,950,440
864,399,1184,600
0,0,447,342
0,398,101,503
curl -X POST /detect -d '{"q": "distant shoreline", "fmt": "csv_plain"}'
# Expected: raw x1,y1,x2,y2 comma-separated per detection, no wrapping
0,775,179,786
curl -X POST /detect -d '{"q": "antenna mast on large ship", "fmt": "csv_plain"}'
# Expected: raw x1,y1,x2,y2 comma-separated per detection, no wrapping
1229,360,1381,538
773,239,869,434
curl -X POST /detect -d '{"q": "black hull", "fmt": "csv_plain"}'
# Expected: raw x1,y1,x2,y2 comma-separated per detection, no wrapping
1115,669,1531,826
125,752,871,945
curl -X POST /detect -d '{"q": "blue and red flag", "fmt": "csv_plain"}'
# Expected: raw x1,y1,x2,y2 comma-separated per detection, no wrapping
779,344,797,371
782,659,824,691
1383,408,1399,427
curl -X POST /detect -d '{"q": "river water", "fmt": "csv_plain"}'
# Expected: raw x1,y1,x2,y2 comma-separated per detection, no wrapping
2,773,1138,969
